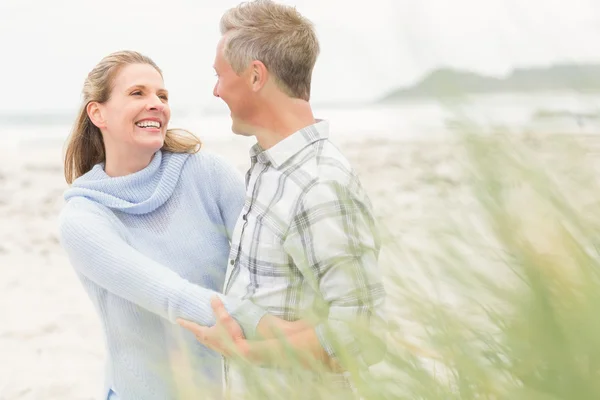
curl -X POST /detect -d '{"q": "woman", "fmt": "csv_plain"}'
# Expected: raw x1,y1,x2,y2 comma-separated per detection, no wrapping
59,50,298,400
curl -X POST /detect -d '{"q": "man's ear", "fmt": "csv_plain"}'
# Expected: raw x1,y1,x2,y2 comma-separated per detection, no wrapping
250,60,268,91
86,102,106,129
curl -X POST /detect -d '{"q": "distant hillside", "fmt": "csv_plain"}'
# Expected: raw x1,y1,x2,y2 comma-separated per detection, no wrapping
380,64,600,101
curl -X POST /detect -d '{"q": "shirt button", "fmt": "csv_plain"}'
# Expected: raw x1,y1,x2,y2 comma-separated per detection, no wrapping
242,214,247,221
230,259,234,265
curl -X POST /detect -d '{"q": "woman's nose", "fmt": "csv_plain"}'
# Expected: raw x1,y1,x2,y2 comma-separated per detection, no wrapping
147,95,165,111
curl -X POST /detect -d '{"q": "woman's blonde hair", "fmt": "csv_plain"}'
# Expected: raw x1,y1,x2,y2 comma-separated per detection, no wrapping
219,0,320,101
64,50,201,184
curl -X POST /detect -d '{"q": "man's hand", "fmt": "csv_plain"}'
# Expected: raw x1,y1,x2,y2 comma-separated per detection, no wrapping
177,296,251,359
177,298,335,370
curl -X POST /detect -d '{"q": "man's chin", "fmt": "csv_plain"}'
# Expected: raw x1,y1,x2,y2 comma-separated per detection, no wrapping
231,130,253,137
231,123,253,137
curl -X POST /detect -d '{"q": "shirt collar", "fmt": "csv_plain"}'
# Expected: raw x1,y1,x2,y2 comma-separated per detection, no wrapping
249,119,329,169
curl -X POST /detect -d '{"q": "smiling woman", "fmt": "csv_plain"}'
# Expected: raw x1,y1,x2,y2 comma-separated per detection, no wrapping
87,64,174,177
63,51,200,184
58,50,276,400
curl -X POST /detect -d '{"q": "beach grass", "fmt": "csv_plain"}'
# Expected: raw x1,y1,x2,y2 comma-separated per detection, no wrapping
181,130,600,399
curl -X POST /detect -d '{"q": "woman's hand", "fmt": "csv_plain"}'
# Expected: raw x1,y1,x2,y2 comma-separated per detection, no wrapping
177,296,314,361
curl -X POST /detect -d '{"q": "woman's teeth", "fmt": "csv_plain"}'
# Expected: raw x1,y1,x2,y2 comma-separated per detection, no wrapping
136,121,160,128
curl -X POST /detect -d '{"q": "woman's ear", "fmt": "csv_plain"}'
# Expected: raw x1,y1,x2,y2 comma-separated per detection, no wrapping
86,102,106,129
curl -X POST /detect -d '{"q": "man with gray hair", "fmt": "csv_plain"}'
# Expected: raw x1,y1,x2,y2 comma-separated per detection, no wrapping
179,0,386,396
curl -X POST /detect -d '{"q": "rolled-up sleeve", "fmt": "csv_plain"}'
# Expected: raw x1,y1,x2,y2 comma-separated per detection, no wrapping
283,181,386,367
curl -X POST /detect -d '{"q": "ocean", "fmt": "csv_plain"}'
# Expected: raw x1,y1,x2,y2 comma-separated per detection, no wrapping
2,93,600,150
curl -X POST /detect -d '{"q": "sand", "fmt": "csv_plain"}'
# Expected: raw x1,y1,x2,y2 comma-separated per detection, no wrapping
0,135,464,399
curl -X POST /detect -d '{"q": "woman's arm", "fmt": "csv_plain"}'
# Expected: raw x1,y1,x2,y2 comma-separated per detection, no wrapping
58,199,266,339
178,297,341,371
210,152,246,240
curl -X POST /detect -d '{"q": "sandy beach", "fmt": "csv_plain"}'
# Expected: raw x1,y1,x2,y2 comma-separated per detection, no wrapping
0,133,467,399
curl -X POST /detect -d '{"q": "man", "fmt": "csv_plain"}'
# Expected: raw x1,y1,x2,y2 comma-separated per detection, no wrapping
179,0,386,396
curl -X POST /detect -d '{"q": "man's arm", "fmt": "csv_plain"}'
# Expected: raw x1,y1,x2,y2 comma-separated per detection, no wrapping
178,297,336,370
282,180,387,369
248,324,343,371
178,181,386,370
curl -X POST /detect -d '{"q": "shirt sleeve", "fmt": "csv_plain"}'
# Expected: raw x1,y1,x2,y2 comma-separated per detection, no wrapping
283,181,387,367
58,200,266,339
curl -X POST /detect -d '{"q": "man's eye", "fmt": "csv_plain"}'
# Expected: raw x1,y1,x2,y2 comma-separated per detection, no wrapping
131,91,142,96
159,94,169,101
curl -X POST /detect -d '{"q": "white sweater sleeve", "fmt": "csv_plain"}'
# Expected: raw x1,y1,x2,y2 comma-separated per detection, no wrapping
58,200,266,338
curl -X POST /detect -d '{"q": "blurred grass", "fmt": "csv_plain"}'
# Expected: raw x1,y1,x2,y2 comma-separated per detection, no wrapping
176,130,600,399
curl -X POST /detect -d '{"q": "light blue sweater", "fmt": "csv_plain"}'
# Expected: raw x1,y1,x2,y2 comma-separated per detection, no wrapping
58,150,267,400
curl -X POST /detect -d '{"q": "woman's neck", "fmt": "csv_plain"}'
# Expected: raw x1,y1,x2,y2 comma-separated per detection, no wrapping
104,148,156,177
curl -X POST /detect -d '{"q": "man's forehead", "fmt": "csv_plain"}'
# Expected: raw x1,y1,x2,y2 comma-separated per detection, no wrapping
217,35,227,51
214,38,227,63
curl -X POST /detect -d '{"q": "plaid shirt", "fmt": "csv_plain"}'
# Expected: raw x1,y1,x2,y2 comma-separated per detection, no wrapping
223,120,386,392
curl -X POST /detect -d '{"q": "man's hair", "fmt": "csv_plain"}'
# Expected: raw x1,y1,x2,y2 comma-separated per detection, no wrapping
220,0,320,101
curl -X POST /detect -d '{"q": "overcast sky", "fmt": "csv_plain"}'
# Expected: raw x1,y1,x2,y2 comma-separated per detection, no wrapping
1,0,600,112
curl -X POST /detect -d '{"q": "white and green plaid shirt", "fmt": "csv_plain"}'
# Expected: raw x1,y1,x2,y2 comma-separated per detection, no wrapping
223,120,386,392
